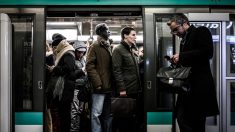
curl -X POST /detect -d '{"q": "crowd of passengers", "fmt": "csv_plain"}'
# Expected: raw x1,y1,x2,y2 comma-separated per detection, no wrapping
45,23,144,132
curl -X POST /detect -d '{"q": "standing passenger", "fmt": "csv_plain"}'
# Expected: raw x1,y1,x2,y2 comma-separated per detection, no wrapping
50,33,76,132
112,27,141,132
45,41,54,132
71,41,88,132
86,23,113,132
46,33,67,132
167,14,219,132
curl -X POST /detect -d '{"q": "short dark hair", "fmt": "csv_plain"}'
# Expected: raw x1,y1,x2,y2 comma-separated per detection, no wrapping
121,26,135,40
95,23,108,35
167,14,190,26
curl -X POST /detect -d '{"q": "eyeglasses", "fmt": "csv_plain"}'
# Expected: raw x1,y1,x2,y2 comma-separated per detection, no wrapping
170,25,181,34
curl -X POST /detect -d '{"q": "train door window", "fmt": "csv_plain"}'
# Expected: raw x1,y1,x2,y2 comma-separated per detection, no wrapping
227,81,235,131
226,14,235,132
155,14,175,111
230,82,235,126
9,15,34,111
226,20,235,76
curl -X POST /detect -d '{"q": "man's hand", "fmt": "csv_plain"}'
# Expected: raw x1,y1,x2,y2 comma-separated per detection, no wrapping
96,86,101,90
172,54,179,63
47,65,55,72
120,90,127,97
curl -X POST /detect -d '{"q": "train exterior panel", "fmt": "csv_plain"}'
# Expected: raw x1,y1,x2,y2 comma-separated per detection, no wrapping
0,2,234,132
0,0,235,5
0,13,12,132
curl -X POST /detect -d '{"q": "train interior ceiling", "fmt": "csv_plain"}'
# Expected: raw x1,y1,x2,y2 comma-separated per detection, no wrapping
46,8,143,47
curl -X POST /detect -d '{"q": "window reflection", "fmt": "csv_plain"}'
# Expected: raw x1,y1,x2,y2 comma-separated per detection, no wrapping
155,15,174,111
10,15,33,111
226,21,235,74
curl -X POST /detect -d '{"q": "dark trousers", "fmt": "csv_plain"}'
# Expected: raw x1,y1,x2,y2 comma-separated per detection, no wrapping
49,98,73,132
113,116,136,132
59,100,72,132
50,102,60,132
176,105,206,132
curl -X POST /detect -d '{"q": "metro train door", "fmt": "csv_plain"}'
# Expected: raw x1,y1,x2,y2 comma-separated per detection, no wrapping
144,9,233,132
0,8,45,132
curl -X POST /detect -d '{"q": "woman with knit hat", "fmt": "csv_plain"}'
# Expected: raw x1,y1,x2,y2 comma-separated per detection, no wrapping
48,33,77,132
70,41,91,132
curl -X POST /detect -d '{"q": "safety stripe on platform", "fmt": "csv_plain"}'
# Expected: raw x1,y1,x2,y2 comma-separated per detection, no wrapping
15,112,43,125
147,112,172,125
15,112,172,125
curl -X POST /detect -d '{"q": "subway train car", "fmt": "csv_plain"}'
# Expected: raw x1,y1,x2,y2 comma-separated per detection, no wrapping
0,1,235,132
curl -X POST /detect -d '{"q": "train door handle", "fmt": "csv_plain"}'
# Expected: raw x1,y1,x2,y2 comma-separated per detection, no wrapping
38,81,43,89
147,81,151,89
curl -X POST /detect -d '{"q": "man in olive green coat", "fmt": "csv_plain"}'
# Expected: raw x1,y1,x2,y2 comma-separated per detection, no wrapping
86,23,113,132
112,27,141,132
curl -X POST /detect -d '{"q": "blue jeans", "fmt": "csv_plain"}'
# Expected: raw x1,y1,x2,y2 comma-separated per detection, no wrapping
91,93,112,132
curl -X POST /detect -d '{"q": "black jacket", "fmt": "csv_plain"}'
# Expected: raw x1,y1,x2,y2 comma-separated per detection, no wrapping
177,25,219,117
52,51,76,102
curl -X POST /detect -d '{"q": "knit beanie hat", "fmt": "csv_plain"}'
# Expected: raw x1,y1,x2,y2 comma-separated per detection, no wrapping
73,41,87,52
52,33,66,46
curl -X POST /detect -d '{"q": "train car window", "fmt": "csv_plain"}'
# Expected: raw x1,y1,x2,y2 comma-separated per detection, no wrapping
155,14,175,111
230,82,235,126
226,20,235,75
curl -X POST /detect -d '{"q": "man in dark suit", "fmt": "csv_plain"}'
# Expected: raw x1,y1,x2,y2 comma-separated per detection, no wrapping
167,14,219,132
